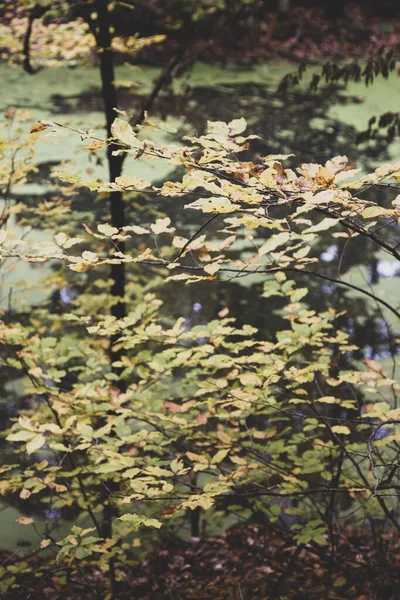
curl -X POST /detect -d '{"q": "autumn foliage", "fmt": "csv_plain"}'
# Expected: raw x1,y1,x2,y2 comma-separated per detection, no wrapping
1,1,400,599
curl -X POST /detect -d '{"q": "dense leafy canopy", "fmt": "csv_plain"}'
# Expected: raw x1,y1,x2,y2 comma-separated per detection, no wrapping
2,107,400,596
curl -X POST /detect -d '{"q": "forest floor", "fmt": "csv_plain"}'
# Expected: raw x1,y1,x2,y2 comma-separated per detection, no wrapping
2,522,400,599
160,5,400,64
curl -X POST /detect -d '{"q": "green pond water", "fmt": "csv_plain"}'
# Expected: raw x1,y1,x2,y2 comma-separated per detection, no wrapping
1,59,400,550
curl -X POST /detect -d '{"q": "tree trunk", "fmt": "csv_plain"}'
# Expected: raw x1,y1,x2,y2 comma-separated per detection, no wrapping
94,3,126,596
96,0,126,379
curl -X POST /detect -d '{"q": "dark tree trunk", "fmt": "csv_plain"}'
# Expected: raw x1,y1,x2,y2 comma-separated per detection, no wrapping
93,4,126,596
95,0,126,382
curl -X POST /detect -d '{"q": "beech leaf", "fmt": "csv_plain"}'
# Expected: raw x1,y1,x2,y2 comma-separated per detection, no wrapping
16,517,34,525
259,232,290,255
150,217,174,234
26,434,46,455
97,223,119,237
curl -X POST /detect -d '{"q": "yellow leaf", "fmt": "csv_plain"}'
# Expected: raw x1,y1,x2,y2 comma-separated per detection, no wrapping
98,223,119,237
82,251,98,262
115,175,150,189
392,195,400,208
186,451,208,464
164,400,196,413
64,237,84,249
54,232,68,246
172,236,188,249
185,197,237,213
316,396,339,404
331,426,351,435
26,434,46,455
69,261,87,272
54,484,68,493
227,117,247,135
111,118,141,147
203,262,221,276
16,517,34,525
150,217,174,235
0,481,10,495
293,246,311,259
123,225,150,235
240,372,262,387
304,217,339,233
220,235,236,250
216,431,231,444
30,120,52,134
315,166,335,186
259,167,276,187
325,155,348,173
181,495,215,510
259,232,290,256
84,140,104,152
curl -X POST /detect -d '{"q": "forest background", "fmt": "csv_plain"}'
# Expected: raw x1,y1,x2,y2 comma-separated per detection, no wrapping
1,1,400,598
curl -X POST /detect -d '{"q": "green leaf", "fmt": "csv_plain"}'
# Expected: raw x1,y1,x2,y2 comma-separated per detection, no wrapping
170,459,187,475
290,288,308,302
143,518,162,529
95,462,126,474
211,449,230,464
75,547,92,559
361,205,388,219
119,514,162,530
76,422,94,439
7,430,36,442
